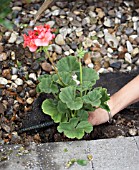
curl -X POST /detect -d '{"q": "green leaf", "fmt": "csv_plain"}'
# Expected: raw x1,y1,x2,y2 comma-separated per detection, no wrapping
77,67,99,83
76,121,93,133
77,110,88,121
83,89,102,107
53,72,76,86
38,77,58,94
97,87,110,112
57,118,93,139
42,99,64,123
77,81,93,92
57,101,69,122
57,118,83,139
59,86,83,110
56,56,80,73
77,159,88,166
38,74,50,81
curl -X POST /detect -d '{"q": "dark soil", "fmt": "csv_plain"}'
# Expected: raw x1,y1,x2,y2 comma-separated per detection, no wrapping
19,107,139,143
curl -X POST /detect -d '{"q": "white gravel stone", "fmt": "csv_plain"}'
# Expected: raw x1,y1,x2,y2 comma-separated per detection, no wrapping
11,75,18,80
15,78,23,86
12,6,22,11
83,37,93,48
51,9,60,16
89,11,96,18
26,97,34,104
104,29,119,48
8,32,18,43
55,34,65,45
132,16,139,22
11,51,15,60
104,17,113,27
97,31,104,38
126,41,133,53
5,32,11,37
88,63,94,68
125,53,132,63
0,53,7,61
127,66,132,71
29,73,37,81
129,35,138,40
107,48,113,53
0,77,8,85
133,22,138,30
115,18,120,24
98,68,105,73
69,49,74,54
64,51,70,56
26,80,34,86
46,21,55,27
131,48,139,57
118,46,124,52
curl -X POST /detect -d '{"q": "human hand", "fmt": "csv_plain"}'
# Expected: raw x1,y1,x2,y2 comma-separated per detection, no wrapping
88,108,110,126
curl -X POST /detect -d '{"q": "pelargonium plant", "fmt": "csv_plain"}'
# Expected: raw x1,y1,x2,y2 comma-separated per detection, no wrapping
23,24,110,139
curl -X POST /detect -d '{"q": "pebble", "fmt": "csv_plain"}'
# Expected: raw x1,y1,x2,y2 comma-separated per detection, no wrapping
15,78,23,86
26,97,34,104
104,17,113,27
0,77,8,85
1,124,10,133
41,62,53,72
11,67,18,75
8,32,18,43
49,44,62,54
55,34,65,45
0,53,7,61
132,48,139,57
104,30,119,48
46,21,55,27
83,37,92,48
51,9,60,16
110,62,122,69
126,41,133,53
125,53,132,63
29,73,37,81
11,75,18,80
128,128,137,136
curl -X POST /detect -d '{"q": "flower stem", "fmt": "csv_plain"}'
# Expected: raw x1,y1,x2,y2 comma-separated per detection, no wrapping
79,59,83,97
45,49,66,87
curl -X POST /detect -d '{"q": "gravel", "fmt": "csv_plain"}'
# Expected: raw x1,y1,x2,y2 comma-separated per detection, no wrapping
0,0,139,145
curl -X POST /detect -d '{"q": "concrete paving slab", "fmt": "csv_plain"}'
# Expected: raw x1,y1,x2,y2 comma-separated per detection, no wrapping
87,137,139,170
0,136,139,170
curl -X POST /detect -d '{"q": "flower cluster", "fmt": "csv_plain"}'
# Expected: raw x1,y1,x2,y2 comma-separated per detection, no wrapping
23,24,55,52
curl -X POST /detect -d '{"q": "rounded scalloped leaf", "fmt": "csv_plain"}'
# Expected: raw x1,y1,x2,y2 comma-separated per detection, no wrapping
38,77,58,94
57,118,84,139
66,97,83,110
76,121,93,133
42,99,62,123
57,118,93,139
59,86,83,110
77,110,88,121
56,56,80,73
83,89,102,107
77,67,99,83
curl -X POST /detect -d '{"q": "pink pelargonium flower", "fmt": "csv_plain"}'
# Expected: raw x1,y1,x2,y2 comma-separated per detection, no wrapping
34,24,55,47
23,30,38,52
34,31,55,46
34,24,51,33
23,24,55,52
